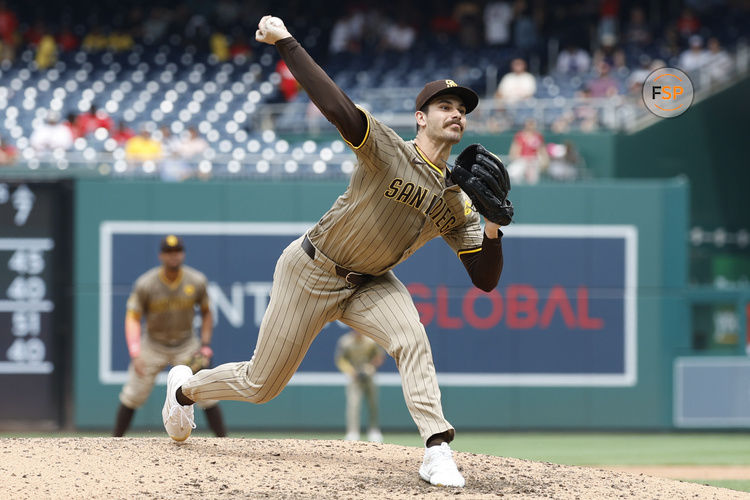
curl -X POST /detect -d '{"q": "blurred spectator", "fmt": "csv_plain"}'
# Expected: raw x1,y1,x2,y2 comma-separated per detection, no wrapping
483,1,513,46
575,90,601,132
550,110,575,134
380,18,416,52
556,43,591,75
705,37,732,83
157,126,187,182
230,33,252,59
57,26,79,52
276,60,300,102
215,0,240,29
111,121,135,145
0,1,18,61
35,33,56,69
329,9,364,54
454,1,483,48
0,135,17,165
626,55,653,95
76,104,113,137
597,0,620,46
210,32,230,62
679,35,709,73
125,128,162,162
23,19,45,46
623,6,652,49
657,26,682,62
546,141,583,182
495,58,536,102
611,48,629,78
81,27,108,51
592,33,619,67
430,3,460,43
507,118,548,185
173,127,208,160
586,62,620,97
64,112,81,139
108,29,134,52
142,7,171,42
676,7,701,40
512,0,539,54
30,112,74,152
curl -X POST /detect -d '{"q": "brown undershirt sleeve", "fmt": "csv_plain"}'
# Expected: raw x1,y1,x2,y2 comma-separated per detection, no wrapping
459,231,504,292
275,37,367,146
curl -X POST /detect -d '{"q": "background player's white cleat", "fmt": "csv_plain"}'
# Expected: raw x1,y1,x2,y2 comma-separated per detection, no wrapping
367,429,383,443
419,442,465,487
344,431,360,441
162,365,196,442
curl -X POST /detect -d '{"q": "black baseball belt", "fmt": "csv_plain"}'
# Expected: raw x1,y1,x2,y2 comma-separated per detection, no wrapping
301,235,373,287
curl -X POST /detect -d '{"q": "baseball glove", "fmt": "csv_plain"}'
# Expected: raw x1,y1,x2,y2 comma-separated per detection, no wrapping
451,143,514,226
183,350,210,374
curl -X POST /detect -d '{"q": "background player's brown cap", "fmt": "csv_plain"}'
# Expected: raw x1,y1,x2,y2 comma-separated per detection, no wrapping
160,234,184,252
415,79,479,114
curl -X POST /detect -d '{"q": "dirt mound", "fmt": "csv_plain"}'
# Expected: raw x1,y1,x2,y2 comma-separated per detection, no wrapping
2,437,747,499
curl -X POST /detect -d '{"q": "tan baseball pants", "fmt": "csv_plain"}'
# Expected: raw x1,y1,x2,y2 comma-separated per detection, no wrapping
181,235,453,443
120,335,217,410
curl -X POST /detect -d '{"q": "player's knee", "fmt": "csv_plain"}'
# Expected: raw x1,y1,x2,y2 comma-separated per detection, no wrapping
119,391,147,410
252,388,281,405
244,380,284,404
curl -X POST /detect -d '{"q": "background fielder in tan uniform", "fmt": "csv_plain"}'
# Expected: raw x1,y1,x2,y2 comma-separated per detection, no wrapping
165,16,507,487
112,235,226,437
335,329,386,442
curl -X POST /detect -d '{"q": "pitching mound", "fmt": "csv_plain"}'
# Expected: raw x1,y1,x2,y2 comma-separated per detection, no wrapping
2,437,747,499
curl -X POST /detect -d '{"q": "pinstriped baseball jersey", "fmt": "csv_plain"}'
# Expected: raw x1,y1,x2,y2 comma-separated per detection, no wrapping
308,109,483,276
126,266,209,346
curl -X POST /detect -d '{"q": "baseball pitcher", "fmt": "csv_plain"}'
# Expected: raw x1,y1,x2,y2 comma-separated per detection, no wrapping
112,235,226,437
162,16,513,488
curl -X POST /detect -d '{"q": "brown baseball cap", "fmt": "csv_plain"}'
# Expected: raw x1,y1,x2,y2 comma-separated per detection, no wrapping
415,79,479,114
160,234,184,252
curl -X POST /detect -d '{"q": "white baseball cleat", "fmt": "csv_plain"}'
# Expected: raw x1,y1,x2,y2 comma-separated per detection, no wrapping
419,442,465,487
344,431,360,441
162,365,196,442
367,429,383,443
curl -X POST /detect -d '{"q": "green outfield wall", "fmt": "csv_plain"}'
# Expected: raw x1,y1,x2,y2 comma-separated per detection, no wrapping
73,177,689,431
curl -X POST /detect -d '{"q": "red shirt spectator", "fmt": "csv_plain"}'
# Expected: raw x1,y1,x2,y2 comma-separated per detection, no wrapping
0,2,18,44
276,60,300,102
23,20,45,46
111,121,135,144
64,113,82,139
76,105,114,136
676,8,701,38
57,28,79,52
0,136,17,165
512,127,545,158
230,35,252,58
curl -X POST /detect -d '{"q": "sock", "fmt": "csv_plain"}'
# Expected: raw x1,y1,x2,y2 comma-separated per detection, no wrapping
426,430,454,448
203,405,227,437
176,387,195,406
112,404,135,437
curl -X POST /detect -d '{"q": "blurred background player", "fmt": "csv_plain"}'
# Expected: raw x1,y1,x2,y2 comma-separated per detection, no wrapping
335,329,386,443
112,235,226,437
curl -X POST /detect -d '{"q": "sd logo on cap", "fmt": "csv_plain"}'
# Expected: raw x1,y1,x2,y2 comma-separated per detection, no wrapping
160,235,184,252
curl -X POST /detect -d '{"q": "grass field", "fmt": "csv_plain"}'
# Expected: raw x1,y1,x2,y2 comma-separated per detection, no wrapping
3,431,749,493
